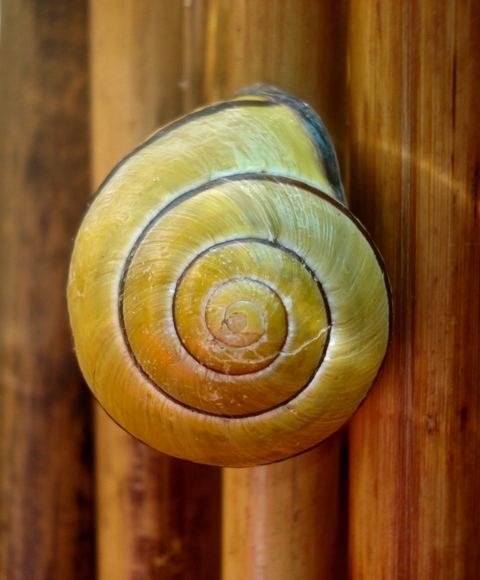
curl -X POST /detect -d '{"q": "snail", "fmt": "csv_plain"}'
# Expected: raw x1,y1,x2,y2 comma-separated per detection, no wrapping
67,86,392,467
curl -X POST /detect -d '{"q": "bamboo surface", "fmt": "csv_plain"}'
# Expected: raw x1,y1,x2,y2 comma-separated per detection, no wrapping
0,1,94,578
202,2,348,578
90,2,220,578
222,438,347,580
348,1,480,578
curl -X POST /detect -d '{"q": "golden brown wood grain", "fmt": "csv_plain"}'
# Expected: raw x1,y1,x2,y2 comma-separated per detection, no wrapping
91,0,184,187
0,1,94,578
202,1,348,578
348,1,480,577
182,0,208,112
90,2,220,578
222,439,347,580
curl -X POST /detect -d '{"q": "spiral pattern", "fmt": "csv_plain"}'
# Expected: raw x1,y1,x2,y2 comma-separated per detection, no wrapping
121,175,333,417
68,91,391,466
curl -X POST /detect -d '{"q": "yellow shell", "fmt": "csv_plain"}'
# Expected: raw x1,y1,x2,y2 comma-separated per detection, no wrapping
67,87,391,467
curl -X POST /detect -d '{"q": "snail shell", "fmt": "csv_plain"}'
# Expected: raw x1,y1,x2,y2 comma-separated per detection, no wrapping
67,86,391,467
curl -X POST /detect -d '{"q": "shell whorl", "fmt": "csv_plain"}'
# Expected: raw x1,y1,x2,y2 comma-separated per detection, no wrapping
67,88,391,467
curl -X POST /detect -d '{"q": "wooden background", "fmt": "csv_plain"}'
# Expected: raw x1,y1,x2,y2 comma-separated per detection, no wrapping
0,1,478,578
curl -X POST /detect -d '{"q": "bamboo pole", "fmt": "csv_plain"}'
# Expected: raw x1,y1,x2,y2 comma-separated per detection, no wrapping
222,438,346,579
0,1,94,578
348,1,480,577
90,2,220,578
201,2,348,578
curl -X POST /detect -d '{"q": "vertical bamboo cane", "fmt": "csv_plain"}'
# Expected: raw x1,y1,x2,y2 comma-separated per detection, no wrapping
90,2,220,578
0,1,94,578
201,1,348,578
348,1,480,577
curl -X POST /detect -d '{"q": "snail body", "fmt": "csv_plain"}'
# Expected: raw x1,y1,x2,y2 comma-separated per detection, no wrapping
68,87,391,467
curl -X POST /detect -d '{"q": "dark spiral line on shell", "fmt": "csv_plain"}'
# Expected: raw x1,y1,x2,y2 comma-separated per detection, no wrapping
171,240,321,376
117,173,340,419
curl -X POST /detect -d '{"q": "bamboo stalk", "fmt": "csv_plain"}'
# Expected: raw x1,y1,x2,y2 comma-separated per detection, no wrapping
0,1,94,578
348,1,480,577
201,1,348,578
222,439,347,579
90,2,220,578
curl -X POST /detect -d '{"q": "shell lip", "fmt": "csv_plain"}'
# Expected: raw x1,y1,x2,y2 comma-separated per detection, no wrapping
235,85,346,206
